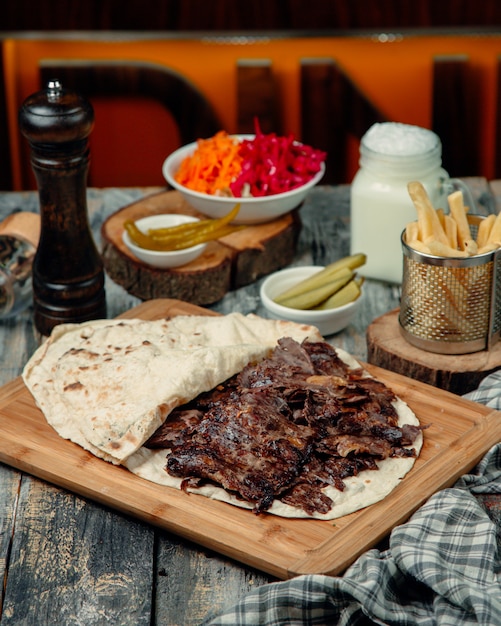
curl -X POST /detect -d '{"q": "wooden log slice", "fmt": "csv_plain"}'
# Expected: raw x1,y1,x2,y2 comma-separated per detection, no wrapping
366,308,501,395
101,190,301,305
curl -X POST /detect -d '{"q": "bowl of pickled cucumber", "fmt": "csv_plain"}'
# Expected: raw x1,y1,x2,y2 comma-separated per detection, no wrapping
259,254,365,336
122,213,209,268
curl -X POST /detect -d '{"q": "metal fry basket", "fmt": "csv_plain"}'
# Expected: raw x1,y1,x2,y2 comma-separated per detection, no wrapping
399,219,501,354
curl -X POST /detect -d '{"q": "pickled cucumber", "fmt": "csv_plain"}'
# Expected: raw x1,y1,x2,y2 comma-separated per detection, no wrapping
277,268,354,310
314,277,364,310
273,253,366,305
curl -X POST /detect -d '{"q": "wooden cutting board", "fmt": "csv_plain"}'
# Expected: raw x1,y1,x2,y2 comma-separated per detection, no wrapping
101,190,301,305
1,298,500,579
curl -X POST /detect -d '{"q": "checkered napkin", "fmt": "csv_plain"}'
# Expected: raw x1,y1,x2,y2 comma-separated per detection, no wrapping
204,382,501,626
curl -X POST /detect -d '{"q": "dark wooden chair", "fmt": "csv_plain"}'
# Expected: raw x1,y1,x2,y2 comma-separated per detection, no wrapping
495,57,501,180
300,58,386,184
40,60,223,147
31,58,279,189
236,58,281,136
432,54,480,178
0,46,13,191
36,60,223,188
299,55,483,185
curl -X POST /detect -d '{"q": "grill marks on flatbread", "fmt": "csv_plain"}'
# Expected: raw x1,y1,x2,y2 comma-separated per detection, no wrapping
22,313,323,464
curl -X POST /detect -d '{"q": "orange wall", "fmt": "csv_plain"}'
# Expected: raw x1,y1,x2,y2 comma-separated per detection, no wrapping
3,33,501,188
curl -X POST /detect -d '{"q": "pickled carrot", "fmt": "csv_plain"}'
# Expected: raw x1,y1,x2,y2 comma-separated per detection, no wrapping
174,131,243,195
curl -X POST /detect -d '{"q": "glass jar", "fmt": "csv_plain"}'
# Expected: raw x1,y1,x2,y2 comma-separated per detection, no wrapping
350,122,473,284
0,234,35,318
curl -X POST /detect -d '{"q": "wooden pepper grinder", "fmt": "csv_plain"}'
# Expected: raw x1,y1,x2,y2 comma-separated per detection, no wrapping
19,79,106,336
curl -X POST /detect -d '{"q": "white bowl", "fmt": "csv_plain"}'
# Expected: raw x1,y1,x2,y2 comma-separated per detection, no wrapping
260,266,363,336
162,135,325,225
122,214,207,269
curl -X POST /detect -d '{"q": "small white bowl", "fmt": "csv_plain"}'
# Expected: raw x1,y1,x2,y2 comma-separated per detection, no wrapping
122,214,207,269
162,135,325,225
260,266,363,336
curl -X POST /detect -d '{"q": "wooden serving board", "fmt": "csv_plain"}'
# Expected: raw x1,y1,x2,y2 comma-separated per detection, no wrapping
101,190,301,305
1,299,500,580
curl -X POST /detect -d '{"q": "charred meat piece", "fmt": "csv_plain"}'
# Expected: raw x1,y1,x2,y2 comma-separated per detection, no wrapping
145,407,203,448
167,387,315,513
279,482,333,516
316,433,393,459
238,336,316,391
301,340,352,376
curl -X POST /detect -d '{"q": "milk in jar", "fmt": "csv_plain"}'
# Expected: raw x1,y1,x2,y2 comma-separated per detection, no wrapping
350,123,448,284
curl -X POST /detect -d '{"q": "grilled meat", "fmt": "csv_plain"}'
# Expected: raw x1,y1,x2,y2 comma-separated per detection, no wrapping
146,338,422,515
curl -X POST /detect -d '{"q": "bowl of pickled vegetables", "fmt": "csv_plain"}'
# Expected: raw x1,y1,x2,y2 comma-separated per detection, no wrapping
259,254,366,336
122,214,209,268
162,127,326,224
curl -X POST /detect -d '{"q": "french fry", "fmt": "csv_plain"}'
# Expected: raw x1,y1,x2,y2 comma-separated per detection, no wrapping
402,184,496,347
407,181,449,246
405,181,498,258
424,239,469,258
437,208,446,230
463,239,478,255
405,221,420,243
478,242,501,254
485,211,501,248
407,239,432,254
447,190,472,250
476,213,495,249
443,214,458,249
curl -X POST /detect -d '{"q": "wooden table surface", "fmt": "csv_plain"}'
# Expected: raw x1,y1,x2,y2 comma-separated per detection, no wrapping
0,180,499,625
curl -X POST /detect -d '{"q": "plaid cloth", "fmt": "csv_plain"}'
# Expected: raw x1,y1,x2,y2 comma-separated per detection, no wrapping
204,381,501,626
463,371,501,409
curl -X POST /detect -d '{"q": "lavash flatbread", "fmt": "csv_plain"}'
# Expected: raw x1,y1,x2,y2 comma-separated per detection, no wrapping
23,313,422,520
22,313,322,464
